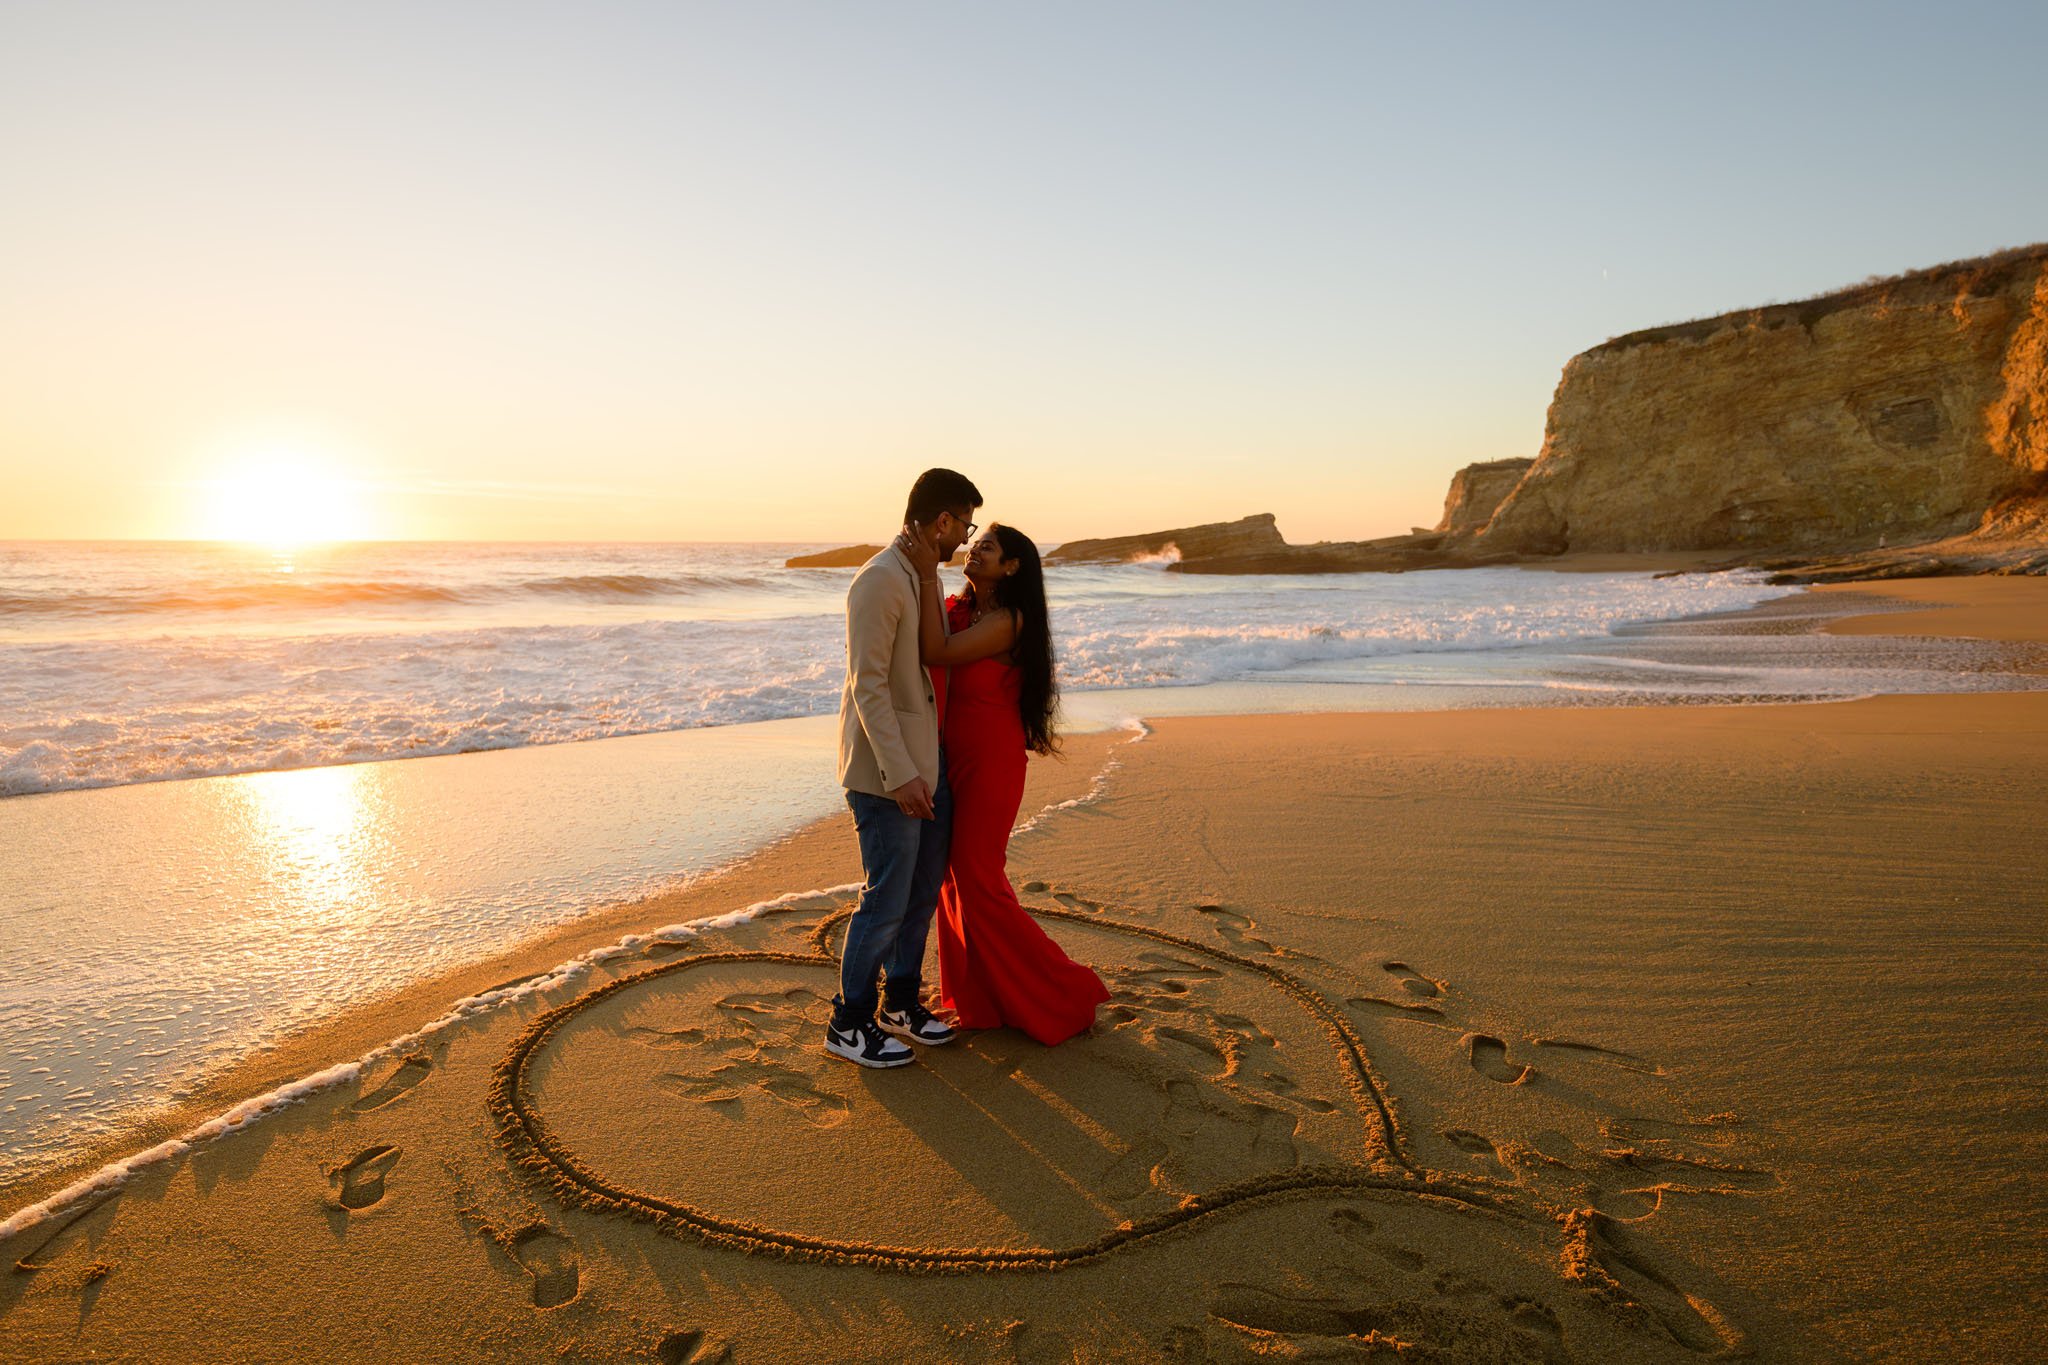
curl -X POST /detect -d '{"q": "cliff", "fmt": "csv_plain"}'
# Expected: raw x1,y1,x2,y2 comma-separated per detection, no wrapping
1044,514,1288,564
795,246,2048,581
1473,245,2048,558
1437,459,1534,535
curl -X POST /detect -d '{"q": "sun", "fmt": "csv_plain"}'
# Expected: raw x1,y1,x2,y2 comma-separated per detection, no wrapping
199,452,374,546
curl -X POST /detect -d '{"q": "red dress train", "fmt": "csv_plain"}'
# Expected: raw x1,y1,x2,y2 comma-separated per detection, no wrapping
935,596,1109,1045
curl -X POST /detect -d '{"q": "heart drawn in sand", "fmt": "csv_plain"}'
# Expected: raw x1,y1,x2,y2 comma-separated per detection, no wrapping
487,906,1519,1272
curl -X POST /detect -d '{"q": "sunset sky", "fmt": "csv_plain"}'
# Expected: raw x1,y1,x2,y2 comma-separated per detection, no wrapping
4,1,2045,545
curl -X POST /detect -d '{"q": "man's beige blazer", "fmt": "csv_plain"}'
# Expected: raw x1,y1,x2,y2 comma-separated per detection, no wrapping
838,544,940,798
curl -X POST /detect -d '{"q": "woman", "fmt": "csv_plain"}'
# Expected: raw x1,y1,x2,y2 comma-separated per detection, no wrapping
898,521,1108,1045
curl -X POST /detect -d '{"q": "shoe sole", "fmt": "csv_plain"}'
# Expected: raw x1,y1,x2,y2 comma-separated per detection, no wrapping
878,1021,956,1046
823,1039,915,1069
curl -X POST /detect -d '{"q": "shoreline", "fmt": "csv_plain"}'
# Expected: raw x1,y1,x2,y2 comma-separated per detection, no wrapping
2,578,2044,1361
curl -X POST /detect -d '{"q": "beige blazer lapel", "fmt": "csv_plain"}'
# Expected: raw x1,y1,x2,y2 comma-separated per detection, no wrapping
836,544,941,797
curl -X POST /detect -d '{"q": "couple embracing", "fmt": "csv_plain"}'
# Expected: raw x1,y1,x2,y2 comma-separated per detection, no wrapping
825,468,1109,1068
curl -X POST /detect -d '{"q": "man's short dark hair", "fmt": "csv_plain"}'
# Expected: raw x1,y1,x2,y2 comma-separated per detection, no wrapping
904,468,983,527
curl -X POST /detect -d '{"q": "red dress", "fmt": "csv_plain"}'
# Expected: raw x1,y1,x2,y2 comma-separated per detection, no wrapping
935,596,1109,1044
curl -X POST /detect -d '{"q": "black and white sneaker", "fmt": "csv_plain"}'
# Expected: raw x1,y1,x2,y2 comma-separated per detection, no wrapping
878,1001,957,1046
824,1018,915,1068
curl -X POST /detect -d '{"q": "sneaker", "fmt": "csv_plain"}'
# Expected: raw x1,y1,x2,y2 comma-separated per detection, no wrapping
879,1001,957,1046
824,1017,915,1068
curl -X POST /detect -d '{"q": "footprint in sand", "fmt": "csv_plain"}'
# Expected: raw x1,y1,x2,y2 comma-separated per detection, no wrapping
1051,891,1102,915
1501,1296,1564,1341
1245,1103,1299,1167
1346,994,1447,1022
351,1054,432,1112
1326,1206,1426,1271
656,1327,731,1364
1259,1070,1338,1114
1157,1080,1298,1166
661,1062,850,1128
754,1071,852,1128
1099,1136,1170,1201
1007,1320,1079,1365
1118,951,1223,995
332,1144,402,1211
510,1226,580,1309
1153,1023,1227,1072
1464,1034,1533,1085
1443,1128,1503,1161
1196,903,1276,955
1382,961,1444,998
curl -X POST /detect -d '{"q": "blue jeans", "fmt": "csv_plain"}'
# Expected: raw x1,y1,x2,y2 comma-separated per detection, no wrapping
837,752,952,1027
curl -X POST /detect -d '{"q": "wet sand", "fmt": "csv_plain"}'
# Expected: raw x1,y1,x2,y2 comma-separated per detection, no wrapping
3,579,2044,1362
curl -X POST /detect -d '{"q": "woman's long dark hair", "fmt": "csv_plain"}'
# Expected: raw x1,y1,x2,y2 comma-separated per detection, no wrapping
987,524,1060,756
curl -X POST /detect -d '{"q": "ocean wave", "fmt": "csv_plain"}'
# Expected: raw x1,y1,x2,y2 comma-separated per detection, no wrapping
0,570,784,618
521,571,764,597
0,566,1806,797
0,581,468,614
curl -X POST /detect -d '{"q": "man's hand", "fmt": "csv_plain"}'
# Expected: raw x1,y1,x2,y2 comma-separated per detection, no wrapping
896,521,943,578
888,775,935,820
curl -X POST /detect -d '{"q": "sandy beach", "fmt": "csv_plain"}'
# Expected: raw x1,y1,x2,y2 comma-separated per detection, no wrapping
3,579,2045,1363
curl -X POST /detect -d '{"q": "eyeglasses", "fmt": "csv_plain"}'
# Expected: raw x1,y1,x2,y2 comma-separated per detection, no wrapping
947,511,978,539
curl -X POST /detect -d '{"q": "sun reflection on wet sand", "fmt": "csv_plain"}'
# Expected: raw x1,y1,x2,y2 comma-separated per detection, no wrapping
232,764,378,924
0,715,842,1189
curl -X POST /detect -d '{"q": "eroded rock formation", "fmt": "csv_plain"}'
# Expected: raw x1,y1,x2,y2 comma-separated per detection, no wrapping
1044,514,1288,564
794,249,2047,581
1437,459,1534,535
1473,246,2048,558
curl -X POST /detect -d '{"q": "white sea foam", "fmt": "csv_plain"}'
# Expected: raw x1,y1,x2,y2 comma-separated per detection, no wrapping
0,541,1801,795
1012,717,1150,836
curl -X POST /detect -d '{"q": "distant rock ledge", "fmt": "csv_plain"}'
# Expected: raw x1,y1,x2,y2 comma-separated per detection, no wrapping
785,544,965,569
1043,514,1288,564
785,544,886,569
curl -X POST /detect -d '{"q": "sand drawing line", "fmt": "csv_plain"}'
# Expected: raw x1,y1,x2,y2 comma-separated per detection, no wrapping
489,904,1532,1273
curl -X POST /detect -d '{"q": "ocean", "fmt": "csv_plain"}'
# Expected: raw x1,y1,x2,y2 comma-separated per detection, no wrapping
5,539,2040,1199
5,539,1809,797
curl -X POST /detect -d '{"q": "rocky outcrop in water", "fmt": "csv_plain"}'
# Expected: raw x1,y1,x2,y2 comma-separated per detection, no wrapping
1044,514,1288,564
785,544,887,569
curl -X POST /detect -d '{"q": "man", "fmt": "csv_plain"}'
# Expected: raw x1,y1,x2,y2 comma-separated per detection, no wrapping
827,467,982,1067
